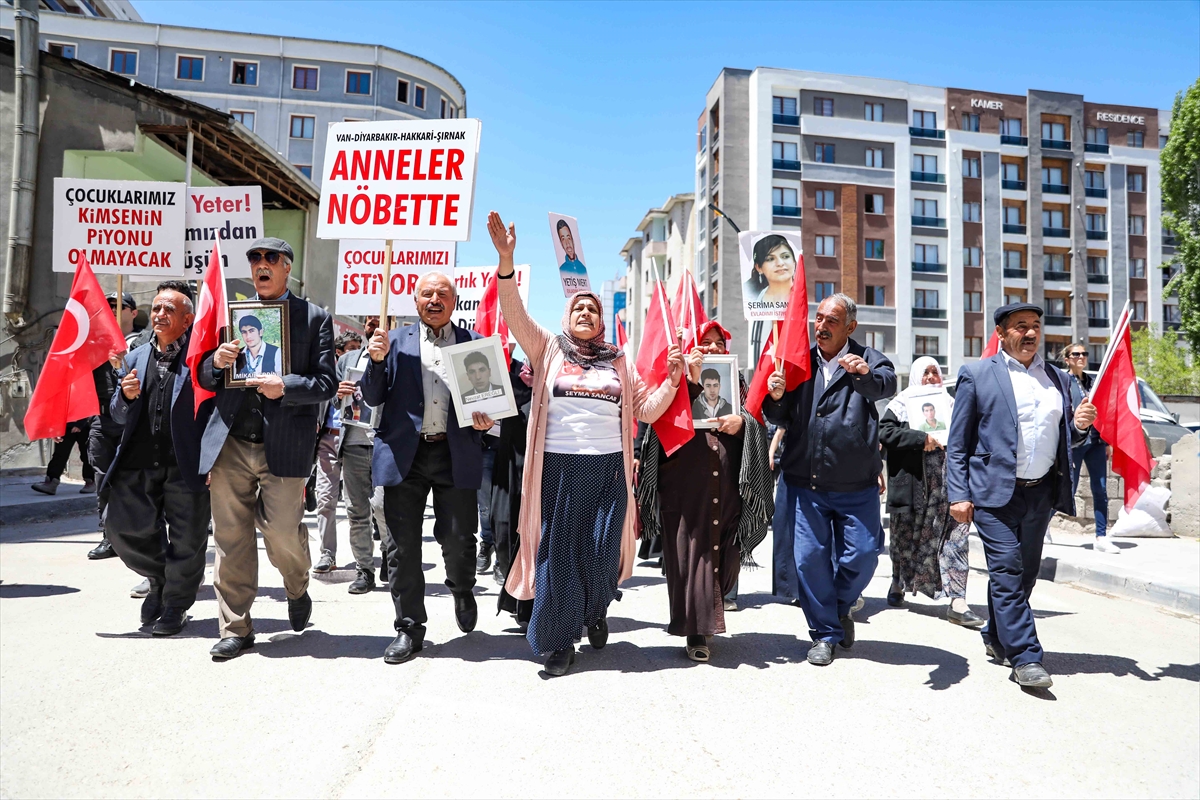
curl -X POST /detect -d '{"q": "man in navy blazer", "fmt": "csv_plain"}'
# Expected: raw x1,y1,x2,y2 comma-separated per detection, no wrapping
105,283,213,637
947,302,1097,689
764,294,897,666
362,271,494,664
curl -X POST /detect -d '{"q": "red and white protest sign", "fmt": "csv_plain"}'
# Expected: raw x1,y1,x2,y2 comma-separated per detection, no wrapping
53,178,185,279
335,240,457,316
451,265,530,330
185,186,264,279
317,119,481,242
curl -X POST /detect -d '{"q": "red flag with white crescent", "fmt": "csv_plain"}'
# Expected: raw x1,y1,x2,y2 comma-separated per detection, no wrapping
1090,308,1154,510
24,252,125,441
186,238,229,414
635,281,693,456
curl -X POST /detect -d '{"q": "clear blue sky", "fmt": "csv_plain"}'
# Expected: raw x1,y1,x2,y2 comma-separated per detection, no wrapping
141,0,1200,330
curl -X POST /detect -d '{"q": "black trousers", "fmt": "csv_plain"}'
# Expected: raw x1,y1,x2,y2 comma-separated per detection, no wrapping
47,422,94,482
105,465,212,609
382,440,477,638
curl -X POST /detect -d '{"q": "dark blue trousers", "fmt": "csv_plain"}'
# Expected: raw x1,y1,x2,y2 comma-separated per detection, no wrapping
477,437,498,546
790,483,883,643
772,477,799,600
1071,438,1108,538
974,480,1054,667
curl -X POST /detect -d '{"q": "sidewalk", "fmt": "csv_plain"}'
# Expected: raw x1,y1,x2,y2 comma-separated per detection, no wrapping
0,473,96,526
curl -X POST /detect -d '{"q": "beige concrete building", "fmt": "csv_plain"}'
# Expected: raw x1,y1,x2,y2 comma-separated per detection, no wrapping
619,193,696,354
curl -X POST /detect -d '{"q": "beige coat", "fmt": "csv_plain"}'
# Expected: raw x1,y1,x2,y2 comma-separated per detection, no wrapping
498,276,675,601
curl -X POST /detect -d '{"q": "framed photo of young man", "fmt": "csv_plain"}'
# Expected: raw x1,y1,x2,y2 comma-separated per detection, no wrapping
338,365,374,429
692,354,740,429
902,387,953,445
442,335,518,427
224,300,290,388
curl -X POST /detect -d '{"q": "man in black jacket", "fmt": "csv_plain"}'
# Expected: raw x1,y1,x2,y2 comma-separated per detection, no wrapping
764,294,896,666
198,237,337,660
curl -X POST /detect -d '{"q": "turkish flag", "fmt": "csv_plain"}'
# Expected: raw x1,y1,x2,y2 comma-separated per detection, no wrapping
981,331,1001,358
635,281,693,456
24,252,125,441
615,316,628,349
773,255,812,391
186,238,229,414
1091,310,1154,510
672,269,708,353
474,267,511,368
744,326,777,424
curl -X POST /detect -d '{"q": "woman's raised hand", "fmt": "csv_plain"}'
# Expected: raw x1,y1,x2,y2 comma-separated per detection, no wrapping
686,347,705,384
666,341,685,387
487,211,516,259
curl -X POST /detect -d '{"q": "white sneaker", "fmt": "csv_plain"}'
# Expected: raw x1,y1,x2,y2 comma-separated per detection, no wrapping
1094,536,1120,554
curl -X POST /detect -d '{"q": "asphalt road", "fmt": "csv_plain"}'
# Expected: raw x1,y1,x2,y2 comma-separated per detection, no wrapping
1,509,1197,799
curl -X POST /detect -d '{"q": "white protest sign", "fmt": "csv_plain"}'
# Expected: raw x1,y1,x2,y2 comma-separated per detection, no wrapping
317,119,481,242
548,212,591,297
185,186,264,279
451,264,530,330
738,230,803,321
53,178,185,279
335,240,457,316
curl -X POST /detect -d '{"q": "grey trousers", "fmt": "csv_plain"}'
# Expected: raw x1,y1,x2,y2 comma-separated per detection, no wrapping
313,430,341,558
341,443,389,570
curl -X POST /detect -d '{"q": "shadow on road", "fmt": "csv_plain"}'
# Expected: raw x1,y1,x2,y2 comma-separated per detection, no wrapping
95,616,295,640
847,639,970,690
0,583,80,598
1047,652,1200,683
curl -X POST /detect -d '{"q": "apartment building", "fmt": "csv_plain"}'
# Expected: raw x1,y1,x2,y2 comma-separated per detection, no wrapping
0,7,466,182
620,193,696,353
693,68,1173,373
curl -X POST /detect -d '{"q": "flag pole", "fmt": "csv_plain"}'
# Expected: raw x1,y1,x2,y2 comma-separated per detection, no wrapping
773,320,781,372
115,272,124,330
1090,299,1131,398
380,239,393,325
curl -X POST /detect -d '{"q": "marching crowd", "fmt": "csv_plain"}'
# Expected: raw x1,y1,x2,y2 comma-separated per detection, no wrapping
32,211,1105,690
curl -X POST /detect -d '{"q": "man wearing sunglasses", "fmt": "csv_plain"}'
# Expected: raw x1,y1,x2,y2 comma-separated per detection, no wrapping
197,237,337,661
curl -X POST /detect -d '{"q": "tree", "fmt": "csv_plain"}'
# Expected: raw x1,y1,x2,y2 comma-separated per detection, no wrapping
1161,78,1200,355
1130,325,1200,396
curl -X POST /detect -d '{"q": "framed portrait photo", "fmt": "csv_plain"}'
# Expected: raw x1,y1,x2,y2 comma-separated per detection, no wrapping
443,335,518,427
225,300,290,389
737,230,803,322
548,212,591,297
692,354,740,429
903,388,953,445
338,364,375,429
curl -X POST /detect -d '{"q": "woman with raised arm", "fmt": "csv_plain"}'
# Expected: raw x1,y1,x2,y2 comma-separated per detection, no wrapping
486,211,684,677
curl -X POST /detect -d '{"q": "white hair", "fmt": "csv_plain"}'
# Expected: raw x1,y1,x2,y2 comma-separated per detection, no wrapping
822,292,857,324
415,271,457,298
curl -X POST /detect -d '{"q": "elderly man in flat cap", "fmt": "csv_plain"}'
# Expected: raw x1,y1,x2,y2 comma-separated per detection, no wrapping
947,302,1096,690
197,237,337,660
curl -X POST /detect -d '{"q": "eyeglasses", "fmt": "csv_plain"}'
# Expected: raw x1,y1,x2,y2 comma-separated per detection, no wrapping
248,251,283,266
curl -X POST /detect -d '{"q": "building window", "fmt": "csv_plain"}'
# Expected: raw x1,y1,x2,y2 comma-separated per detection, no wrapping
913,154,938,174
813,97,833,116
231,60,258,86
965,337,983,357
814,281,835,301
914,243,939,265
865,148,884,168
1042,165,1066,187
814,236,836,256
1086,127,1108,145
176,55,203,81
1130,258,1146,277
1128,130,1145,148
1132,301,1146,321
814,143,835,163
965,291,982,312
1044,253,1067,273
815,190,835,210
48,42,76,59
865,285,886,305
1089,299,1108,320
1085,170,1106,189
296,165,313,179
440,98,450,118
1165,304,1182,324
913,198,939,218
962,157,980,178
1001,118,1022,136
773,96,798,116
1003,162,1021,182
865,239,885,260
864,193,884,214
1160,134,1169,148
110,49,137,75
1129,215,1146,235
863,331,884,350
963,202,981,223
963,246,981,266
414,85,426,109
397,79,409,103
773,141,798,162
772,187,798,211
1041,121,1066,141
865,102,884,122
961,113,980,132
1086,213,1107,233
1047,297,1068,317
913,110,937,129
1003,205,1021,225
914,335,940,355
1004,250,1023,270
289,115,315,139
346,70,371,95
1005,292,1025,305
293,66,318,90
1087,256,1108,275
230,110,255,131
1042,209,1066,229
1127,173,1145,192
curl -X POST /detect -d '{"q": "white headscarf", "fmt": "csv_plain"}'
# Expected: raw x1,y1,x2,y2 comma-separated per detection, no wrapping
885,356,953,423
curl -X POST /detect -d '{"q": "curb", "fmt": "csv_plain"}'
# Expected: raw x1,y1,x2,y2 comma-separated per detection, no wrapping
0,497,96,527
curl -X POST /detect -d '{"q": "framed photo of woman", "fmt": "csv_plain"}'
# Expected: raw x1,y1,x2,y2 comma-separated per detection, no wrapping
692,354,740,429
738,230,803,321
443,335,518,427
224,300,290,388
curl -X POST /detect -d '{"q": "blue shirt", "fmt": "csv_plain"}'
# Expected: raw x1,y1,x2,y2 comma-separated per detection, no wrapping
559,258,587,275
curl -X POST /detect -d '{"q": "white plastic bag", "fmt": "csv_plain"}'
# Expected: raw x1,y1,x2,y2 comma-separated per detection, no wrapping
1109,485,1172,538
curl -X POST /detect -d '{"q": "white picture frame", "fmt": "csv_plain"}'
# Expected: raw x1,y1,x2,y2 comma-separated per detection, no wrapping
443,335,518,427
903,388,953,445
692,354,740,429
338,365,374,429
738,230,803,322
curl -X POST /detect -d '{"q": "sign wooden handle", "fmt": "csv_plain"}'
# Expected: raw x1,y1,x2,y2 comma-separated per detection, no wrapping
379,239,393,323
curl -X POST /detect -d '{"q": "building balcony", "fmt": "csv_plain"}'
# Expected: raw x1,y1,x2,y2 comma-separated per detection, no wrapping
1085,142,1110,154
1044,314,1072,326
1001,135,1028,146
1044,270,1072,282
711,173,719,188
772,205,801,218
773,113,800,126
772,159,802,171
911,171,946,184
1003,223,1027,235
711,129,719,146
1087,272,1109,284
1041,139,1072,150
1043,227,1070,238
1086,229,1107,240
1088,317,1109,328
1085,186,1108,198
1042,183,1070,195
909,126,945,139
1002,179,1026,191
1003,268,1028,279
912,262,946,274
912,307,947,319
912,215,946,228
